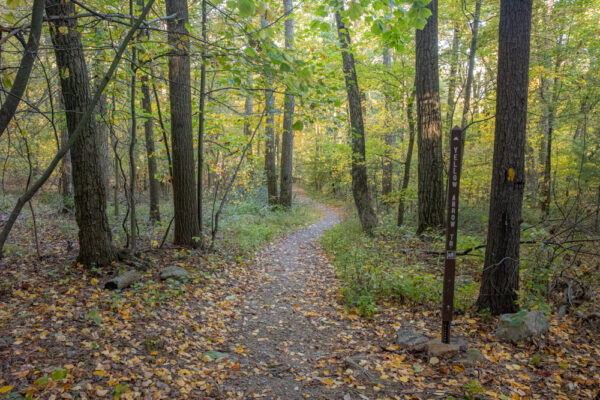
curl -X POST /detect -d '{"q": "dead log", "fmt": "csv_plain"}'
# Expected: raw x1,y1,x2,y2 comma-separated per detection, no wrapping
104,270,142,290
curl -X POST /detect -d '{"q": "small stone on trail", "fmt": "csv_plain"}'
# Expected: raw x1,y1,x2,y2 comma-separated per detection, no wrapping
427,342,460,358
396,329,430,351
160,266,190,282
494,310,549,341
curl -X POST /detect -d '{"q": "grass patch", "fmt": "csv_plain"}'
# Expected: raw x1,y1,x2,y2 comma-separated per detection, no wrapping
322,214,480,317
219,197,321,255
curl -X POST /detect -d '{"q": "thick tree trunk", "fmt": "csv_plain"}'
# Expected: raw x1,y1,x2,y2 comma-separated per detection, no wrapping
381,47,393,202
46,0,116,265
335,2,377,231
261,14,278,205
279,0,295,207
398,92,416,226
445,24,460,135
477,0,533,315
166,0,200,245
415,0,444,233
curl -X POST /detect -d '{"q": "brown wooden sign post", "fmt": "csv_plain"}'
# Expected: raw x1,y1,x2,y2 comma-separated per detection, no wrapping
442,126,464,344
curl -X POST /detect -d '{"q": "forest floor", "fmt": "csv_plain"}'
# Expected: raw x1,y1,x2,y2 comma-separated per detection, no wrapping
0,191,599,399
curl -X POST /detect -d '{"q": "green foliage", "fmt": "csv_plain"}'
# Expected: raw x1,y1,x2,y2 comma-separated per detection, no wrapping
219,194,321,255
321,216,479,316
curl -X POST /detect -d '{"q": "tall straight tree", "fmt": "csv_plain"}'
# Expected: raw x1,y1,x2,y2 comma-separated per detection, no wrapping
335,0,377,231
139,0,160,223
46,0,116,265
197,0,208,244
397,91,416,226
261,11,278,204
476,0,533,315
279,0,295,207
166,0,200,245
445,23,460,134
415,0,444,233
460,0,482,133
381,46,394,202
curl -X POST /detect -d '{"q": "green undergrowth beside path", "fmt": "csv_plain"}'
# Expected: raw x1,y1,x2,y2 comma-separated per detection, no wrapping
321,214,481,318
219,196,322,255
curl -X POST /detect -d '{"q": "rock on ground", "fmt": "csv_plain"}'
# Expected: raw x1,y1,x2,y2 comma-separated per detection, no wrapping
495,310,549,341
396,329,430,351
160,266,190,281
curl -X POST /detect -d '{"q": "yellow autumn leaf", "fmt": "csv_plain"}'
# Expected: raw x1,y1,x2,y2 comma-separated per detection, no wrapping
91,278,99,285
0,386,14,394
508,167,515,181
59,26,69,35
93,370,105,376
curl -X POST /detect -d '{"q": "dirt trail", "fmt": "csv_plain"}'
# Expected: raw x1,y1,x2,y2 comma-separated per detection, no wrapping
219,192,378,399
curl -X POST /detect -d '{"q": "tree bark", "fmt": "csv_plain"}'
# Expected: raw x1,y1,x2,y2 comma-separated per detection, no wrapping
476,0,533,315
0,0,45,138
415,0,444,233
279,0,295,207
197,0,207,243
166,0,200,245
261,13,278,205
46,0,116,265
335,2,377,231
398,92,416,226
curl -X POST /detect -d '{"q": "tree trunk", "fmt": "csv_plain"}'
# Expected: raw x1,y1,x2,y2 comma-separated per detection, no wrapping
261,14,278,205
58,97,73,211
335,1,377,231
460,0,482,145
166,0,200,245
0,0,45,138
46,0,116,265
445,24,460,135
197,0,207,243
279,0,295,207
128,1,137,250
95,88,110,199
141,77,160,222
415,0,444,233
244,72,254,156
398,92,416,226
476,0,533,315
137,0,160,224
381,47,393,203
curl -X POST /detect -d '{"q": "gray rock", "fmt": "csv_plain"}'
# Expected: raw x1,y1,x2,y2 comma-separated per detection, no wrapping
494,310,549,341
160,266,190,282
427,342,460,358
396,329,430,351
